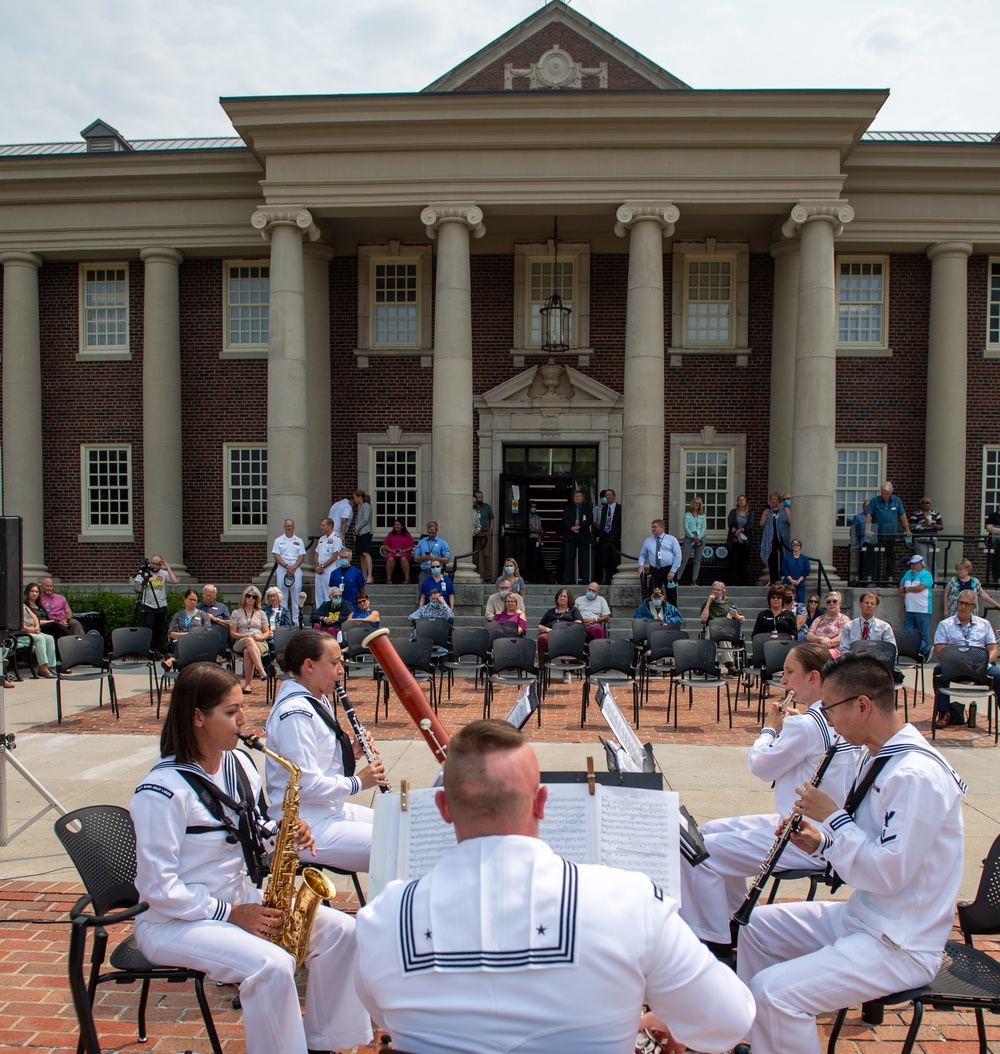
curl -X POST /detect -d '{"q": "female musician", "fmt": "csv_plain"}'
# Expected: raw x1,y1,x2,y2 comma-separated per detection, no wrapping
264,631,388,873
229,586,272,694
130,662,372,1054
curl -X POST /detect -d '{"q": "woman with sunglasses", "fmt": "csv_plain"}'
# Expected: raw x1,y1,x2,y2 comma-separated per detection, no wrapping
806,591,850,658
798,594,822,641
230,587,272,694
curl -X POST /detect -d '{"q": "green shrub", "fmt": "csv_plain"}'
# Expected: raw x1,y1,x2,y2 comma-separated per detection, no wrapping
65,589,187,641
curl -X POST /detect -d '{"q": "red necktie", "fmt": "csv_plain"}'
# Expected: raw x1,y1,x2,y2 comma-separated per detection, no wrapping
862,621,870,640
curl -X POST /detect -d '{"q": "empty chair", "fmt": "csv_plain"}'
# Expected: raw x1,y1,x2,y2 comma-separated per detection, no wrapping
582,639,638,727
894,628,926,704
381,637,438,715
542,623,587,698
486,637,539,721
440,627,491,702
934,645,999,743
667,639,732,730
741,632,794,709
640,627,688,707
851,639,907,719
755,638,797,721
55,634,117,724
108,626,157,709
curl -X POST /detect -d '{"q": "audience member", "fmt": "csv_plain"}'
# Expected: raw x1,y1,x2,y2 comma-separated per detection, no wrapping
593,488,622,585
700,581,745,672
328,494,354,545
526,501,545,581
39,577,84,636
490,592,527,637
408,588,455,633
798,593,822,641
24,581,71,641
229,586,271,694
632,587,683,625
262,586,293,631
382,519,415,584
473,490,495,582
943,558,998,618
498,557,525,597
419,560,455,610
344,590,379,629
932,588,1000,727
910,496,943,573
21,584,59,677
864,481,912,582
751,585,798,638
576,580,611,641
805,591,850,658
759,491,791,585
849,508,873,584
162,588,213,669
312,585,350,640
314,518,341,606
727,495,752,585
899,553,933,658
637,519,681,607
196,584,230,628
536,588,583,671
413,521,451,583
840,591,896,653
134,555,178,654
780,538,810,603
561,490,593,584
328,547,366,613
484,579,525,620
271,519,305,623
351,490,374,584
677,496,707,586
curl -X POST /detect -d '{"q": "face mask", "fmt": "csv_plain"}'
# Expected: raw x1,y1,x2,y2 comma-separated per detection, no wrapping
530,506,537,513
601,497,608,505
784,499,791,507
340,558,350,567
504,565,515,574
499,589,510,597
651,599,662,609
586,590,596,600
431,567,442,576
331,597,341,606
430,600,441,608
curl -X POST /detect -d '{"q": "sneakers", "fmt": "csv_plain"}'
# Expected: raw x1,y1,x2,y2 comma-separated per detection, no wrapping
563,673,572,684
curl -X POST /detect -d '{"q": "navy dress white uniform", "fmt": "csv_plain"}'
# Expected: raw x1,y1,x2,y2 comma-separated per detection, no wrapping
679,701,857,944
130,749,372,1054
354,835,755,1054
738,724,966,1054
272,530,305,622
264,678,375,873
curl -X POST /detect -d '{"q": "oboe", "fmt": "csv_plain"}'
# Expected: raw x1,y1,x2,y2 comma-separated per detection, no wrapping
335,684,390,794
731,739,839,928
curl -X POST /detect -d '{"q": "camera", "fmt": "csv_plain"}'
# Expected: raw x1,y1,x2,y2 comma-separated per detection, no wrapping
139,557,152,576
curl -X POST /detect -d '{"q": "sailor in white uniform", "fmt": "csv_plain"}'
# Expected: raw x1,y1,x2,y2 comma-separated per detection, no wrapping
272,519,306,623
679,642,858,950
264,631,388,873
738,653,966,1054
129,661,372,1054
354,719,755,1054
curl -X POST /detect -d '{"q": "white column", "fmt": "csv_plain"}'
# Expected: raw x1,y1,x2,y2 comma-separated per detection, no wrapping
304,243,333,531
784,202,855,574
926,242,973,548
768,240,800,495
613,203,679,576
140,247,187,573
421,204,485,584
1,250,48,579
251,206,320,551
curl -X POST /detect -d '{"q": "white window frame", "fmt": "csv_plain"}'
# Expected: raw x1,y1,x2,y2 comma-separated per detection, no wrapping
681,448,731,536
525,255,577,349
368,446,421,535
356,428,432,533
836,256,890,356
79,443,133,541
983,446,1000,527
512,242,591,367
683,255,736,348
986,258,1000,358
79,264,130,360
222,444,268,541
668,428,746,542
670,241,750,366
355,243,432,366
222,260,269,358
835,443,886,538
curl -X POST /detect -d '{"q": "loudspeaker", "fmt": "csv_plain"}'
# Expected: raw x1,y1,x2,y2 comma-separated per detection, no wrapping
0,516,23,633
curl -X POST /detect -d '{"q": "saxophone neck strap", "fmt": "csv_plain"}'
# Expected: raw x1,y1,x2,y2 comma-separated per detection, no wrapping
303,693,357,778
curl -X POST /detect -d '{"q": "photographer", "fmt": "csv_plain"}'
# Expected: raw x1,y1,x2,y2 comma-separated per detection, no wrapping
134,555,177,655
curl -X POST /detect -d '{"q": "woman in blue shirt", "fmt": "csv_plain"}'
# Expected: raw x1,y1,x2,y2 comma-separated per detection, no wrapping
677,497,707,586
780,539,811,603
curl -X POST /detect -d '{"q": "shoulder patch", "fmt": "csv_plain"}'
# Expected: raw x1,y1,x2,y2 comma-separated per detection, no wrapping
279,708,314,720
135,782,173,798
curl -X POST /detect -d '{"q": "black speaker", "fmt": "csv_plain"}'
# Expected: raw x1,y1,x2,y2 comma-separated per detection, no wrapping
0,516,23,633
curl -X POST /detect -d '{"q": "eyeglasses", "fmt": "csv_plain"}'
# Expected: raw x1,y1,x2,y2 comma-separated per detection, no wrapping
820,694,860,718
246,592,259,599
825,599,840,605
957,600,976,607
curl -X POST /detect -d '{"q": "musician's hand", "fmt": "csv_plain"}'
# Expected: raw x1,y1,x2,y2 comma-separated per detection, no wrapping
229,903,283,939
352,731,378,760
789,816,823,855
637,1013,685,1054
294,819,316,856
764,698,785,731
795,783,838,823
359,757,389,791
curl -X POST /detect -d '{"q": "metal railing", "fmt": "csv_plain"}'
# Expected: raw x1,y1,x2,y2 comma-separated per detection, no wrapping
844,533,998,588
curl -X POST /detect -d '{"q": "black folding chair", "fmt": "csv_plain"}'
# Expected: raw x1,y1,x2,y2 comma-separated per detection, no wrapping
486,637,539,720
640,627,688,708
158,633,221,717
667,639,732,730
895,628,926,704
741,632,794,709
55,635,117,724
266,626,299,705
934,645,998,743
542,623,588,698
582,639,638,726
54,805,223,1054
440,627,491,702
706,618,745,672
851,640,907,719
108,627,157,709
380,637,438,714
756,638,797,722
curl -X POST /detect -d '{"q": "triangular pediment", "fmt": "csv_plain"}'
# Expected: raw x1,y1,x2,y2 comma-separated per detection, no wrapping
424,0,690,94
477,364,621,410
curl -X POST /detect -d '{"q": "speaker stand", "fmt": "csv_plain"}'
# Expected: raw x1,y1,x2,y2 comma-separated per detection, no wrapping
0,681,67,846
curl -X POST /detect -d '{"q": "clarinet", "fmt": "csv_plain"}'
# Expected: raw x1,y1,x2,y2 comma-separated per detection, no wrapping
731,739,839,928
335,684,390,793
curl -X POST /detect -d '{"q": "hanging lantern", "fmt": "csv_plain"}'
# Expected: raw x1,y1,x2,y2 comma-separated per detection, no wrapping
540,216,571,353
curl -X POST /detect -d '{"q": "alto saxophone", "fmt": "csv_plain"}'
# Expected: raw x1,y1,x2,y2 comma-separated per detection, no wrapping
239,733,336,967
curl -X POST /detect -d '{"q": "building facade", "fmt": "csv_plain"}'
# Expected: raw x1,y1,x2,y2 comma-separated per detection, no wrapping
1,1,999,586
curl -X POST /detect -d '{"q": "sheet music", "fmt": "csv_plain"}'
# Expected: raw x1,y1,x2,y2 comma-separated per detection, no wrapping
399,788,456,879
596,786,679,898
597,683,646,771
537,783,592,863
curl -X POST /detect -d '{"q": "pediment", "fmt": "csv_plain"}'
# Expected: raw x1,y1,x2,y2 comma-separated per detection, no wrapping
477,364,621,410
424,0,690,94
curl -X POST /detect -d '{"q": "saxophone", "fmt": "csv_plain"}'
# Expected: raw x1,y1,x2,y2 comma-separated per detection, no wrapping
239,733,336,967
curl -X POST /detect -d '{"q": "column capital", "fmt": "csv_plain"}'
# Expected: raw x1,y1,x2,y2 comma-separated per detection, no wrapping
139,246,184,266
0,250,43,270
421,203,486,240
250,206,321,243
614,202,679,239
781,201,855,239
927,241,973,263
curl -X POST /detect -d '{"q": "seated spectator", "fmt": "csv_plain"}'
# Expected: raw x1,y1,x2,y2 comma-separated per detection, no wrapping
840,591,896,654
497,557,526,597
780,539,810,603
700,581,745,672
21,584,58,678
490,592,527,637
383,519,416,584
419,560,456,610
798,593,822,641
806,591,850,658
944,558,998,618
196,584,230,628
576,580,611,641
752,585,799,638
345,589,380,629
329,548,366,612
39,577,84,636
262,586,293,631
162,588,214,669
632,587,683,625
484,578,526,620
536,588,583,669
229,586,271,694
311,585,350,640
408,588,455,635
24,581,71,641
932,588,1000,727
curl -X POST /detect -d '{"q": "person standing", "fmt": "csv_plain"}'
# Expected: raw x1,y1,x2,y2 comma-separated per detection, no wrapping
561,490,593,585
473,489,495,582
328,494,353,547
864,481,912,584
637,519,681,609
780,539,811,603
271,519,305,623
759,492,791,585
134,555,178,655
593,489,622,585
727,495,752,586
328,548,366,615
910,496,943,577
677,497,707,586
899,553,933,659
314,518,340,607
351,490,375,584
413,521,451,583
526,501,545,583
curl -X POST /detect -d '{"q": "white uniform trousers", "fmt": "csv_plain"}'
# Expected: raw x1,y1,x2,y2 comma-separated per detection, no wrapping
135,904,372,1054
678,812,822,944
313,571,328,608
737,899,940,1054
280,568,303,623
304,801,374,873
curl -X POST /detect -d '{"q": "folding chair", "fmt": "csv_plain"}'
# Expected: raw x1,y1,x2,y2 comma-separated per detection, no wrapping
639,627,688,708
542,623,587,698
934,645,998,743
266,626,299,705
707,618,745,673
55,635,117,724
486,638,539,720
382,638,438,714
440,627,491,702
756,638,797,722
582,639,638,726
108,627,157,709
667,639,732,730
158,633,221,717
895,628,926,704
741,632,794,709
851,639,907,719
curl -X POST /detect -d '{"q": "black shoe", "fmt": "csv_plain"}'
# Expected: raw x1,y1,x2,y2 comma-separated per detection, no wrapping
731,1045,752,1054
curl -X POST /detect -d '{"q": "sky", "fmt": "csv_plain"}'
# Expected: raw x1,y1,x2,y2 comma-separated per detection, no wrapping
0,0,995,145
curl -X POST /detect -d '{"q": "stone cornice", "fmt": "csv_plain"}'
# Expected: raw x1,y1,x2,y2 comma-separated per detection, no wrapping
614,202,679,238
421,204,486,240
250,206,321,243
781,201,855,239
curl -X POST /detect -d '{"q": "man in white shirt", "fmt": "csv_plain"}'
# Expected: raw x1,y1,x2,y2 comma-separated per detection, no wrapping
354,720,755,1054
483,578,525,620
271,519,306,623
839,591,897,654
328,495,354,545
932,588,1000,727
637,519,681,607
314,517,341,607
576,580,611,641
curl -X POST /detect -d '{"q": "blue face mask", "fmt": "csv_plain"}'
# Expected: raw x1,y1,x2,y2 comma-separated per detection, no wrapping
601,496,608,505
504,565,515,574
651,598,663,609
783,499,791,507
340,558,350,567
586,590,596,600
499,589,510,597
430,599,441,607
331,597,341,606
431,567,442,576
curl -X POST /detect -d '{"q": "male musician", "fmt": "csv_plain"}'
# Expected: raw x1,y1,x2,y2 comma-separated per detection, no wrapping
678,642,856,959
354,720,755,1054
738,654,966,1054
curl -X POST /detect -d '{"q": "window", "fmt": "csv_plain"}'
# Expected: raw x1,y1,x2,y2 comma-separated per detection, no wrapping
512,243,591,365
836,446,885,529
685,258,733,346
355,245,432,364
81,445,132,538
983,447,1000,524
373,261,418,346
838,258,887,347
225,445,267,534
527,258,575,347
683,449,730,532
224,262,269,353
988,259,1000,350
372,448,419,533
80,265,129,354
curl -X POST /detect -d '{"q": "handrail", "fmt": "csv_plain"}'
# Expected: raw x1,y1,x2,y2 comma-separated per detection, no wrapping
848,531,998,588
450,535,488,579
805,555,833,596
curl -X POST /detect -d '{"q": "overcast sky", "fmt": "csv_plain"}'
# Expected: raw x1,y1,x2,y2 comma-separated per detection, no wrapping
0,0,994,145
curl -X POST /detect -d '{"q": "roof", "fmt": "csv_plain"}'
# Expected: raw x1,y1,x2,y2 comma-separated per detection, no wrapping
0,137,247,157
860,130,997,144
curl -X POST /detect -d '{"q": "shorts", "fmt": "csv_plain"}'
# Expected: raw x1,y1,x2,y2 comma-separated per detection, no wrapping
233,637,270,654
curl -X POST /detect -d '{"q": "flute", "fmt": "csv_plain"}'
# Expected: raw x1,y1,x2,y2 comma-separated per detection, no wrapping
335,684,389,793
779,688,795,715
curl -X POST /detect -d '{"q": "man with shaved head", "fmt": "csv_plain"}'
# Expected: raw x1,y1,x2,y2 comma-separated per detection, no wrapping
354,720,754,1054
